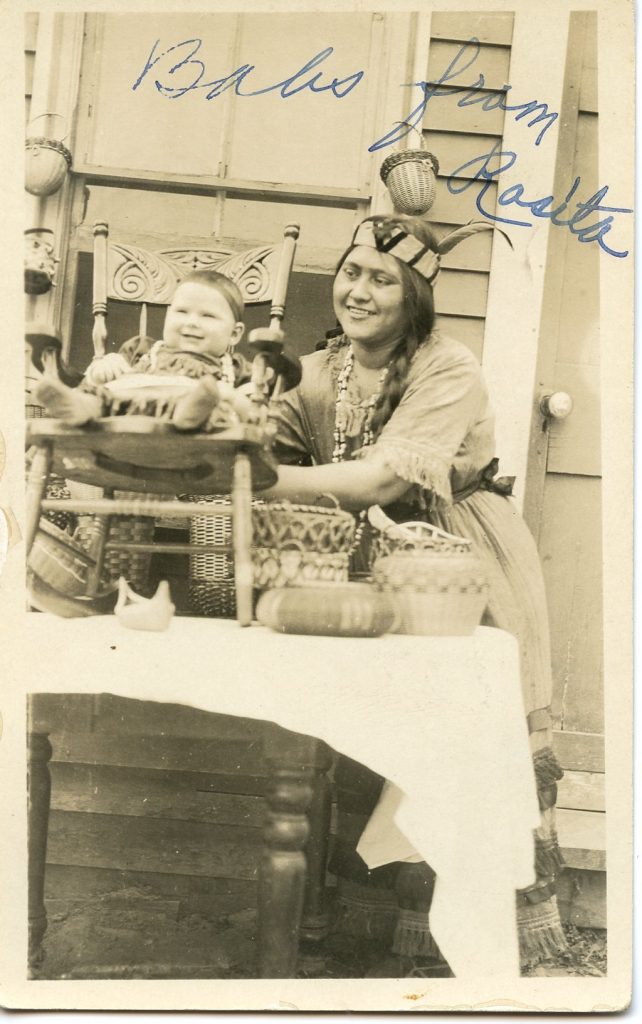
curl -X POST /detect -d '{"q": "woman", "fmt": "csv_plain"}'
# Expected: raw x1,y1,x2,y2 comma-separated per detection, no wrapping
266,214,567,975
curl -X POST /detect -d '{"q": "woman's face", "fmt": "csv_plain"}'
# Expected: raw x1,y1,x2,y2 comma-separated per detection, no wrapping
333,246,407,348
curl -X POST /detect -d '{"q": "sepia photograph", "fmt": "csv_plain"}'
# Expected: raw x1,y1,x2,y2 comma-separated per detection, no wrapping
0,0,634,1013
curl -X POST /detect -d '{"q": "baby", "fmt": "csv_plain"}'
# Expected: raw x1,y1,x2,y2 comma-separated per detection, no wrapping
34,270,257,431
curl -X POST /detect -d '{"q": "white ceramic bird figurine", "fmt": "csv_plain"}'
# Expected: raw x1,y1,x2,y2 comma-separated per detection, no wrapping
115,577,175,631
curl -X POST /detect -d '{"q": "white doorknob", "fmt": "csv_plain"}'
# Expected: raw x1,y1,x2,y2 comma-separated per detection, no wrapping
539,391,573,419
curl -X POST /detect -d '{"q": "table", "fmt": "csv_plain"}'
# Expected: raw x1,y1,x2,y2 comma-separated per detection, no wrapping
21,614,540,980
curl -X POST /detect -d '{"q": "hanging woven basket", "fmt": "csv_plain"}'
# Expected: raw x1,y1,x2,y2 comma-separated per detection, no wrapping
25,138,72,197
380,148,440,216
25,114,72,197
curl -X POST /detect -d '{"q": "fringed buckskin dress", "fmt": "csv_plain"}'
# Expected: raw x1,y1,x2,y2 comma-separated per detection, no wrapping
271,332,567,970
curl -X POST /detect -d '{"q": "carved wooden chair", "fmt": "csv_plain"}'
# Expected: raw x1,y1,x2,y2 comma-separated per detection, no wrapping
26,222,301,625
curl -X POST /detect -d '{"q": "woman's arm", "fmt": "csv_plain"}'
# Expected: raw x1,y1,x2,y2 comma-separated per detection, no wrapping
263,454,412,512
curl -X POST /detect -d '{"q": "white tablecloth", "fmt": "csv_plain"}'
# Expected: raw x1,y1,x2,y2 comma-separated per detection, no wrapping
20,614,539,980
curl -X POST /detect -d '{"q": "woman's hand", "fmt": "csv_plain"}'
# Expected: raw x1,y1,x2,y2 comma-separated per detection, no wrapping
84,353,131,387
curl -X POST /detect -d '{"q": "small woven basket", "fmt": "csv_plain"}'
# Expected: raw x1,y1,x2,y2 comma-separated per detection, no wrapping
380,150,439,216
251,500,356,589
369,519,471,564
185,497,357,616
183,495,236,618
74,490,155,594
28,518,109,597
370,521,488,635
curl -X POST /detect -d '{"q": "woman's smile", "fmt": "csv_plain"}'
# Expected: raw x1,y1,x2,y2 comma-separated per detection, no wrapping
333,246,407,348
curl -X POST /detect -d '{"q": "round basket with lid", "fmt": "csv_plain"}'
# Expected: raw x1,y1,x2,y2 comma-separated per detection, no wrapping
379,149,440,216
370,515,488,635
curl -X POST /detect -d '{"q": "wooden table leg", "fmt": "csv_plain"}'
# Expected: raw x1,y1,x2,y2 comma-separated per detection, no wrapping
25,444,53,554
259,726,318,977
28,731,53,974
299,743,333,970
232,451,253,627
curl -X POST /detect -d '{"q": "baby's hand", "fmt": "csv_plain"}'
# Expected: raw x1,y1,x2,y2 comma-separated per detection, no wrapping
84,353,131,387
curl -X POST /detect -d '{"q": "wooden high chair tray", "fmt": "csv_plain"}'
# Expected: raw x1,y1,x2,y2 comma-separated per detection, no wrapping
27,418,278,494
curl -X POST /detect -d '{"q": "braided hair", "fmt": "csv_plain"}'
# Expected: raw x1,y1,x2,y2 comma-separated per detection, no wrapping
335,214,438,440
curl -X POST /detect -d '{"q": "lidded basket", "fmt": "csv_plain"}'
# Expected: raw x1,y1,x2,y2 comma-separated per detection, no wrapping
370,518,488,635
380,150,440,216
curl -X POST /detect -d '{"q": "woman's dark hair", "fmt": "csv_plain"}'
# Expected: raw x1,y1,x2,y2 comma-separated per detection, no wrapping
334,214,438,439
178,269,245,324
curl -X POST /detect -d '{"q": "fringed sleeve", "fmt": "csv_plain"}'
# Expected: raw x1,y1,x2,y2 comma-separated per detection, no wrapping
363,337,492,509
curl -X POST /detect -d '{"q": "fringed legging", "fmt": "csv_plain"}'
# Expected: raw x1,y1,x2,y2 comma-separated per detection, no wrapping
329,733,567,971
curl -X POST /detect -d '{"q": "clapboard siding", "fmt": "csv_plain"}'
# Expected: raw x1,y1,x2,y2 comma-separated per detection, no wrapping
50,762,268,826
554,729,604,774
434,269,489,318
427,39,511,90
427,132,503,181
44,864,258,918
430,12,514,46
435,315,485,361
556,809,605,871
422,92,505,137
47,810,262,879
557,770,605,813
421,12,512,367
48,731,270,778
90,695,272,742
420,219,494,270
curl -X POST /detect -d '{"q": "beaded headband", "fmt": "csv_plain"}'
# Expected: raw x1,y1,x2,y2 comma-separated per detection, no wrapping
351,220,441,282
350,218,512,284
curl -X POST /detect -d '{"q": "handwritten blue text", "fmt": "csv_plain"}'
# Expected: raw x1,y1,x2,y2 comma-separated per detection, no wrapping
132,39,364,100
369,38,558,152
448,143,631,258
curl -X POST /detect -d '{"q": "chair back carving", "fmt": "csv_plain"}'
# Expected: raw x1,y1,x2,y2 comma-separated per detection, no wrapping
92,222,282,356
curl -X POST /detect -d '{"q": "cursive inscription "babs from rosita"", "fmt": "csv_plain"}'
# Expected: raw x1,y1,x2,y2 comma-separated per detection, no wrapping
132,37,632,259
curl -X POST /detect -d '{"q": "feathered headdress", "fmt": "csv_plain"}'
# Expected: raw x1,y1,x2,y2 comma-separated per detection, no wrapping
350,217,512,284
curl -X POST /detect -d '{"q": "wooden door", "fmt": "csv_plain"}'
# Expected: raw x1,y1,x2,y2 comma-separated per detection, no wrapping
523,13,605,899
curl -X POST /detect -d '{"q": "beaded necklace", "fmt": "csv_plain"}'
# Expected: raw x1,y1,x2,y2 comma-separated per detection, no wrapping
332,345,388,463
332,344,389,552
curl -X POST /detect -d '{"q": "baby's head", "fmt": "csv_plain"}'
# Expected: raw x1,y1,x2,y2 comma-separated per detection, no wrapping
163,270,245,359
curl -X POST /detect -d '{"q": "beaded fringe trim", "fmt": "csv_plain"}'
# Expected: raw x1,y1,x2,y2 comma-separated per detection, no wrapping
333,888,399,944
517,895,568,966
335,890,567,968
391,909,442,960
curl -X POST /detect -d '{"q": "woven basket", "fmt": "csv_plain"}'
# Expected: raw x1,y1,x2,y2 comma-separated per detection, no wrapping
185,498,357,616
28,518,109,598
252,500,355,583
379,150,439,216
369,519,472,565
74,491,155,594
372,548,488,636
183,495,236,618
43,476,77,534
